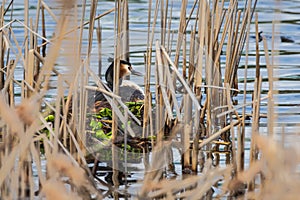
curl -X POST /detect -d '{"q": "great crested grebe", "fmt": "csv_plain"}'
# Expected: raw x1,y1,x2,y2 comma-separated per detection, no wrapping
95,60,145,102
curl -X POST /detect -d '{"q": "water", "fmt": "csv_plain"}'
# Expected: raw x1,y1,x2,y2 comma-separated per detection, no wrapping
2,0,300,198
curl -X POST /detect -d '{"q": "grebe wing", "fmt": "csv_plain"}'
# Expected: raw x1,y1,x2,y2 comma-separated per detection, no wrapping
120,80,144,102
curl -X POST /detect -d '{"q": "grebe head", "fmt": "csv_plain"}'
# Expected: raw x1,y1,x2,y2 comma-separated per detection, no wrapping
94,59,144,104
105,60,143,86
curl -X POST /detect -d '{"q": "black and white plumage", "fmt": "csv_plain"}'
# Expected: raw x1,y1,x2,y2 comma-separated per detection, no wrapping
95,60,144,102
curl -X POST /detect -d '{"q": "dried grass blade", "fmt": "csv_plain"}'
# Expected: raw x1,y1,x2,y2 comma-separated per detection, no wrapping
262,36,274,136
160,45,201,110
155,41,174,120
199,118,242,149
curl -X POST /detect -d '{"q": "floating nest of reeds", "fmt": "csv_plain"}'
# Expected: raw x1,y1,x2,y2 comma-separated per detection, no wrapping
43,99,154,160
85,99,156,163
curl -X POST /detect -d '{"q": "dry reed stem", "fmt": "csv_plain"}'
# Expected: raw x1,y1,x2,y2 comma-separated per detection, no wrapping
42,179,81,200
164,54,181,121
183,93,192,170
155,41,173,120
144,160,230,199
234,135,300,199
39,7,115,48
0,97,42,197
248,74,262,190
173,0,187,68
139,124,182,197
262,36,275,136
96,20,102,77
41,0,58,23
6,19,50,44
142,0,159,139
142,58,150,137
0,5,4,90
1,1,101,197
154,46,164,143
161,45,200,110
0,1,98,197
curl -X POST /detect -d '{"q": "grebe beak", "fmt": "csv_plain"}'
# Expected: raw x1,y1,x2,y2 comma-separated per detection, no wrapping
131,68,144,76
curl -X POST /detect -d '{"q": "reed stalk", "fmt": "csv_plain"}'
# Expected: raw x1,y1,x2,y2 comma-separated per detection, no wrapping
111,0,122,195
96,20,102,77
155,41,165,143
263,35,274,136
0,6,4,90
173,0,186,68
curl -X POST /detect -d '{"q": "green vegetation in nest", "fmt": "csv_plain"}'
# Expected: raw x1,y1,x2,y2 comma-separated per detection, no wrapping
41,114,55,138
87,107,113,140
45,114,55,122
125,101,144,119
42,101,149,152
89,118,112,140
95,107,112,119
88,101,144,140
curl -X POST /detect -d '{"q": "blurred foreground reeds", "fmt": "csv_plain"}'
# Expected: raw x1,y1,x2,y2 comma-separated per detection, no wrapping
0,0,299,199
